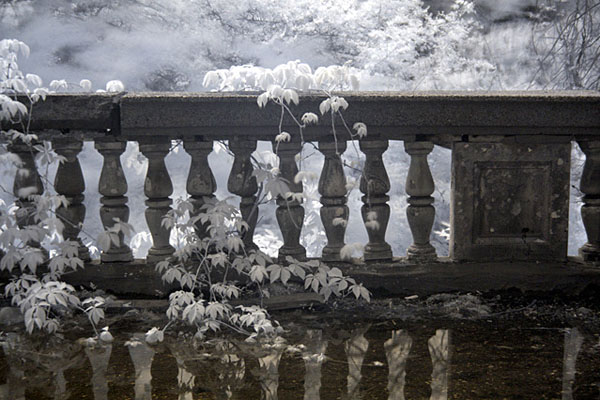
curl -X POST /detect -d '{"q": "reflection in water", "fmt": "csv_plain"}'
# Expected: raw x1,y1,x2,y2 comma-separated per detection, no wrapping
126,333,155,400
345,326,370,399
83,339,113,400
562,327,583,400
0,334,26,400
384,330,412,400
215,340,246,400
257,338,285,400
0,333,85,400
165,339,195,400
0,325,595,399
428,330,450,400
302,330,328,400
174,351,195,400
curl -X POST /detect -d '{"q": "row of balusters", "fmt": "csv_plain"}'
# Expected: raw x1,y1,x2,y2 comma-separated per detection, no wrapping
0,329,451,400
0,327,587,400
8,137,441,263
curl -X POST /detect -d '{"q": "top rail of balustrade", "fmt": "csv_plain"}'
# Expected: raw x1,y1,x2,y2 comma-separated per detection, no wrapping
4,91,600,141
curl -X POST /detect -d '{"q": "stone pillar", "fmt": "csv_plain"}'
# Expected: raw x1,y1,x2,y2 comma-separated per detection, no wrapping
360,140,393,261
578,141,600,262
127,333,155,400
258,345,284,400
52,138,89,260
562,327,583,400
95,139,133,262
84,343,112,400
8,141,44,250
183,140,216,240
139,141,175,263
384,330,412,400
428,329,450,400
318,141,348,262
302,330,328,400
273,141,306,262
345,327,369,399
228,139,259,251
404,141,437,262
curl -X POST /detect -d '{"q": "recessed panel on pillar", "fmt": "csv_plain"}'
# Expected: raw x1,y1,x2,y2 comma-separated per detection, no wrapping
451,142,570,261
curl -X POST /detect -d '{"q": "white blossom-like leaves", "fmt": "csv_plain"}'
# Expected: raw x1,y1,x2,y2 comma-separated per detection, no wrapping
353,122,367,138
301,112,318,125
79,79,92,91
106,80,125,92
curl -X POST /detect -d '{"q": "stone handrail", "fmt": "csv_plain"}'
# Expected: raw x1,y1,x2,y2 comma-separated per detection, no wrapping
2,91,600,293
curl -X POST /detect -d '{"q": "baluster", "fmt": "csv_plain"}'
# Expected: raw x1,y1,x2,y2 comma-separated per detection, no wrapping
127,333,155,400
318,141,348,262
216,342,246,399
302,330,328,400
52,138,89,260
578,141,600,262
1,334,26,400
257,344,284,400
562,327,583,400
84,342,112,400
139,140,175,263
228,139,259,250
95,139,133,262
428,329,450,400
345,327,369,399
404,141,437,262
183,140,216,240
54,367,68,399
273,141,306,262
384,330,412,400
360,140,393,261
166,340,196,400
8,141,44,250
176,359,195,400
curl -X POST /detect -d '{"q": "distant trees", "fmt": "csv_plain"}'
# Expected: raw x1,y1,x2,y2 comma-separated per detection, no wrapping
530,0,600,90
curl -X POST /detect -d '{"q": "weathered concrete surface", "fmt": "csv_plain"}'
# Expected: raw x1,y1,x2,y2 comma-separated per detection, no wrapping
1,93,120,133
43,258,600,298
119,91,600,139
339,257,600,297
451,142,571,261
5,92,598,140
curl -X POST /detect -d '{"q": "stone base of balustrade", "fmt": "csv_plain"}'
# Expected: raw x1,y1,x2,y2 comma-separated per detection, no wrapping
0,256,595,299
406,244,437,263
579,244,600,263
100,247,133,263
363,243,393,262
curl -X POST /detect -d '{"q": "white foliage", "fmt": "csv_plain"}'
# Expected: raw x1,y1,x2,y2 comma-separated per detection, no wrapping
79,79,92,91
105,80,125,92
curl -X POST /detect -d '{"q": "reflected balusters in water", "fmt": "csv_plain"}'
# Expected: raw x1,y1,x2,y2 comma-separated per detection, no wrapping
256,339,286,400
3,326,599,399
562,327,584,400
165,339,196,400
0,334,26,400
83,339,113,400
345,326,370,399
302,330,328,400
384,330,412,400
428,329,451,400
0,334,84,400
216,341,246,400
126,333,155,400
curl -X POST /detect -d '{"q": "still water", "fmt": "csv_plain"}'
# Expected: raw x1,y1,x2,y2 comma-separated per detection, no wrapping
0,320,598,399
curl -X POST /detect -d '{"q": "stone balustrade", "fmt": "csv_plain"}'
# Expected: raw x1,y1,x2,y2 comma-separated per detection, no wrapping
0,326,590,399
1,91,599,294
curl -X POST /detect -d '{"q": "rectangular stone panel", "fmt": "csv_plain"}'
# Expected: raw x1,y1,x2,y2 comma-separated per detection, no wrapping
451,142,571,261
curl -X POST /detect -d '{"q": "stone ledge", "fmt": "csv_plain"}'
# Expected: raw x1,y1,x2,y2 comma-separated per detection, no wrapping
18,257,597,298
